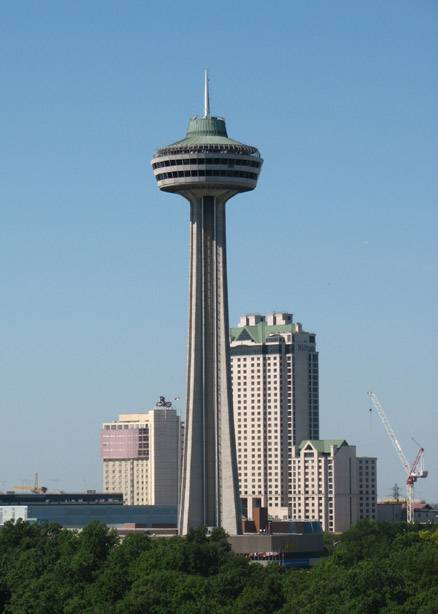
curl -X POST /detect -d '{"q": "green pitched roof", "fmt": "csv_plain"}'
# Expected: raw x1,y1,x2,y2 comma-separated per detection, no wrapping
230,321,297,344
299,440,349,453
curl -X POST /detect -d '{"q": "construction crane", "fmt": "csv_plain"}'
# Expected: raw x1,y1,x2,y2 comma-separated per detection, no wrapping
14,472,48,494
367,391,428,523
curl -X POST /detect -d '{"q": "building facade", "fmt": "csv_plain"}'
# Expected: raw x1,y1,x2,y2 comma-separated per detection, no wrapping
357,457,377,521
290,440,377,532
101,401,180,506
230,312,319,518
0,506,28,525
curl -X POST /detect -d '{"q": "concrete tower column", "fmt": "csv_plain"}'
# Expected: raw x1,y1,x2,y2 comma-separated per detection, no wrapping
179,194,241,534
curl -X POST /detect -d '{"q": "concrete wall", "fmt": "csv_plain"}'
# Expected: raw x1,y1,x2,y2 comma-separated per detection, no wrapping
332,445,359,532
151,408,180,506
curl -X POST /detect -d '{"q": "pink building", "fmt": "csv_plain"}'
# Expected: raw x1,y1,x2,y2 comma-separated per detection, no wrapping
101,425,149,460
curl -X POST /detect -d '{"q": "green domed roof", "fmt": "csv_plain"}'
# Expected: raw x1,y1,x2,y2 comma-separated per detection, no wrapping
167,116,245,148
187,117,228,138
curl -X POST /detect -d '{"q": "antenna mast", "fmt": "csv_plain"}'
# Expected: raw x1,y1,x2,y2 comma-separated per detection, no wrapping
204,69,210,118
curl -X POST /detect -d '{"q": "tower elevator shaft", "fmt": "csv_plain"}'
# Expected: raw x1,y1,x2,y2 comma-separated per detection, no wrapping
179,195,241,535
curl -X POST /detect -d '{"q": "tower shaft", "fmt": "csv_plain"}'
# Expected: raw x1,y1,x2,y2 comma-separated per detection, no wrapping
179,195,241,534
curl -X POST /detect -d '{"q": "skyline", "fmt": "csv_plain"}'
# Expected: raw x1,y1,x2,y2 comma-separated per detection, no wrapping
0,1,437,501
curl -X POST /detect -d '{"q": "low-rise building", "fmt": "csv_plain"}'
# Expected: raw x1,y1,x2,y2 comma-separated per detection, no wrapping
0,506,28,525
0,491,177,529
0,492,123,506
377,501,438,524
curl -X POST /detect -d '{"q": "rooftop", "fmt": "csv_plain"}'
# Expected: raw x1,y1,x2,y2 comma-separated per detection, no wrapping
299,440,350,454
230,312,313,344
0,492,124,505
230,322,299,344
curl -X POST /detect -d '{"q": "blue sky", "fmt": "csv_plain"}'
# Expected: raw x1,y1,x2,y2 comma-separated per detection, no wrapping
1,1,437,501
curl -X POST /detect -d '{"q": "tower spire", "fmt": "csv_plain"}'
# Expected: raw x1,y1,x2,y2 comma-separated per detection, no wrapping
204,69,210,118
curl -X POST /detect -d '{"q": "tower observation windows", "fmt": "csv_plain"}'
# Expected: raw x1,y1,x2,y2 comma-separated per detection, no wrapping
152,158,261,170
156,169,258,181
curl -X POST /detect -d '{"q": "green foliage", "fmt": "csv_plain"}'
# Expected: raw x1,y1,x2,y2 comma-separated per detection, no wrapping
280,521,438,613
0,520,436,612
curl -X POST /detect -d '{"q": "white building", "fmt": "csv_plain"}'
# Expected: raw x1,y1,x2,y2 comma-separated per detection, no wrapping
290,440,377,532
0,506,28,525
230,312,319,519
101,399,180,506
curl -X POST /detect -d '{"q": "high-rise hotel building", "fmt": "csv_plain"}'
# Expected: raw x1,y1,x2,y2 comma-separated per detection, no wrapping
101,401,180,506
230,312,319,518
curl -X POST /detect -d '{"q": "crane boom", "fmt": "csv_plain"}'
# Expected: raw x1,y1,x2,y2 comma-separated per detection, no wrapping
367,391,428,524
367,391,410,475
14,471,47,494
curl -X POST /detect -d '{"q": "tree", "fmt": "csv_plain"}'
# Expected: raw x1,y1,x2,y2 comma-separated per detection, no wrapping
0,520,437,612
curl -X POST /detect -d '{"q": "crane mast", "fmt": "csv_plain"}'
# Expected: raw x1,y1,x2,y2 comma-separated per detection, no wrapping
367,391,427,524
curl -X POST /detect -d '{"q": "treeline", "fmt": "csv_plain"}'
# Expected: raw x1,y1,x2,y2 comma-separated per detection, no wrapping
0,520,437,613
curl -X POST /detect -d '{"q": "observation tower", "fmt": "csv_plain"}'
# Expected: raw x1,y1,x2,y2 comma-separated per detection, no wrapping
151,72,263,534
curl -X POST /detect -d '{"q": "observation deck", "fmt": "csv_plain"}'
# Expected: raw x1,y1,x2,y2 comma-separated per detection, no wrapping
151,116,263,194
